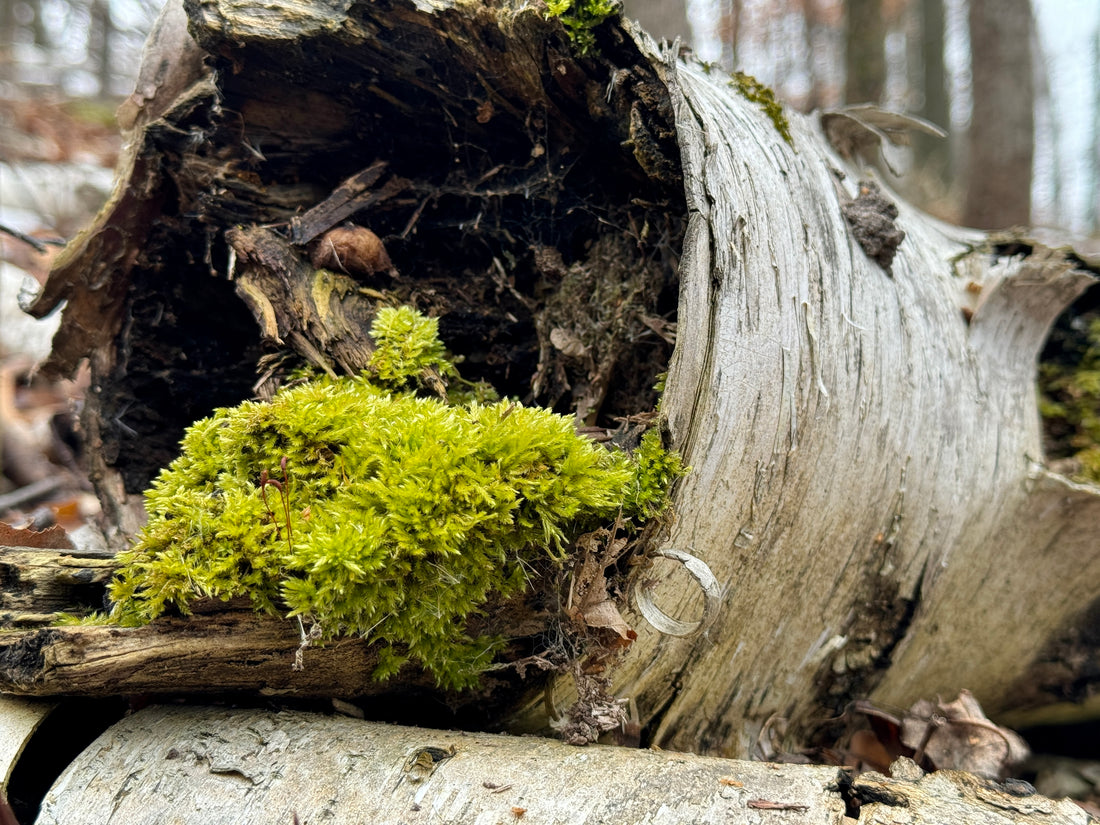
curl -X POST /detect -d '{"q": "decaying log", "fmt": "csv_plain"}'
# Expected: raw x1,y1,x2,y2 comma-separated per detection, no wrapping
852,758,1091,825
0,611,396,700
31,705,1090,825
13,0,1100,762
0,547,524,720
0,548,114,628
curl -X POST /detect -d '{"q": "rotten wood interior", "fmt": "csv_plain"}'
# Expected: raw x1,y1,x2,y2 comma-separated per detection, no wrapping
36,2,686,510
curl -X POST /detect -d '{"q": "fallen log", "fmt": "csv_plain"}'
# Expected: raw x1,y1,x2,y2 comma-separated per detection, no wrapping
13,0,1099,759
29,705,1090,825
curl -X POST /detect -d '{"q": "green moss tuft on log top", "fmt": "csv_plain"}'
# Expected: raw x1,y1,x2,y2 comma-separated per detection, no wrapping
106,307,683,689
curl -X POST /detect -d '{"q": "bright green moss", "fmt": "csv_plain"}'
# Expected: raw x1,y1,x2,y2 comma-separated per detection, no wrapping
544,0,618,55
729,71,793,145
1039,316,1100,484
622,428,684,520
108,307,684,689
368,305,452,390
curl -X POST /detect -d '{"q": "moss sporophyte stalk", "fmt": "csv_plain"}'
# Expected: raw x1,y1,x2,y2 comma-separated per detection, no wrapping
107,306,684,689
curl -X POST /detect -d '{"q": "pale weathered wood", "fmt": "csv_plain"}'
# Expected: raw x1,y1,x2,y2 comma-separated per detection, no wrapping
0,697,55,794
38,706,847,824
553,44,1100,754
35,706,1092,825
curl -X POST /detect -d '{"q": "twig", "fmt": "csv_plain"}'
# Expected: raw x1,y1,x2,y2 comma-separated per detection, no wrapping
0,477,65,514
0,223,64,254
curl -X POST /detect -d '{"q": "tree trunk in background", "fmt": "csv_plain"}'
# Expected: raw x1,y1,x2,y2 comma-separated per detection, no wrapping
844,0,886,103
88,0,114,98
795,0,824,111
622,0,691,45
914,0,949,173
963,0,1034,228
717,0,741,69
1089,25,1100,233
11,0,1100,773
0,0,16,84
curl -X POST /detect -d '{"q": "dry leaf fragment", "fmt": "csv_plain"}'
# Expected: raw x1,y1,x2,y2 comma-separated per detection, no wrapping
0,520,75,550
311,225,393,277
900,690,1029,779
580,600,636,641
549,327,588,358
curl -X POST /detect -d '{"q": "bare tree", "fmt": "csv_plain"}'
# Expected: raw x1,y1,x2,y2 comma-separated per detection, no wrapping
963,0,1034,228
914,0,949,171
844,0,886,102
717,0,742,68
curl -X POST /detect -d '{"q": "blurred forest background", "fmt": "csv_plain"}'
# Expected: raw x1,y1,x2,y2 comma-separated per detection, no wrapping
628,0,1100,234
1,0,1098,235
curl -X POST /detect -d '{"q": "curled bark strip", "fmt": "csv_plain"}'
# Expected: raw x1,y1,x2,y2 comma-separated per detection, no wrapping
634,548,721,638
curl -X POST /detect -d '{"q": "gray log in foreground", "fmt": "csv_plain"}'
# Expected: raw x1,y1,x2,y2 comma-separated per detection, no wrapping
34,706,1091,825
37,706,845,824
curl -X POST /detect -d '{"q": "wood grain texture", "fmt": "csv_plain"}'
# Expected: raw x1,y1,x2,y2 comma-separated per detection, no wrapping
0,612,401,699
35,706,1090,825
38,704,847,824
596,48,1100,753
0,548,114,628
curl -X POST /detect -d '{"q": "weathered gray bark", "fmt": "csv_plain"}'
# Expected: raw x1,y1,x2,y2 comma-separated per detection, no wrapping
32,705,1091,825
10,0,1100,776
512,54,1099,754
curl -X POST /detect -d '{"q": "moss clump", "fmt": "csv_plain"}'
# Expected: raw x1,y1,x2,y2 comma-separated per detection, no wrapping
544,0,619,55
109,307,682,689
1039,315,1100,484
729,71,793,145
622,427,685,520
368,305,452,390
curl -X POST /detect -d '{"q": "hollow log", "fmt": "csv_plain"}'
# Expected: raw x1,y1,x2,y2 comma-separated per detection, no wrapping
15,0,1100,766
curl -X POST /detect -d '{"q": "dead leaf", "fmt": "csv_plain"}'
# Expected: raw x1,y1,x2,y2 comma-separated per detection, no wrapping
549,327,588,358
847,727,896,774
311,225,393,277
580,600,635,641
476,100,493,124
900,690,1029,779
0,520,75,549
